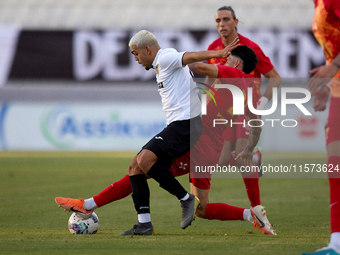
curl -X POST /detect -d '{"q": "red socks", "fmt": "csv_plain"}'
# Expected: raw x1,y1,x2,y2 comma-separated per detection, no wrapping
205,203,244,220
93,175,132,207
243,172,261,208
328,156,340,233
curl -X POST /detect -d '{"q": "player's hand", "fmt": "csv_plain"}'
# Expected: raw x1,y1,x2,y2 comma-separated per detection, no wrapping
225,36,239,53
308,64,338,94
235,149,254,167
312,85,330,112
219,36,239,58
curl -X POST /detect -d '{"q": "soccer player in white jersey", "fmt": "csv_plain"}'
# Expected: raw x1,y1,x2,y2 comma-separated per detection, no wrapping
119,30,239,235
56,30,237,236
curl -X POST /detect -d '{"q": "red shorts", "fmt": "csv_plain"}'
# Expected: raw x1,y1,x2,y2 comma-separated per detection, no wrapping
222,115,250,148
169,140,222,190
325,97,340,146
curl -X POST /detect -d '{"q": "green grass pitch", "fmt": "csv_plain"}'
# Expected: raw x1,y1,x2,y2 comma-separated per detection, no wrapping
0,151,330,255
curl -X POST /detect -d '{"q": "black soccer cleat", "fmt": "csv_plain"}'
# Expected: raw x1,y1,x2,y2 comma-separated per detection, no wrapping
117,222,155,236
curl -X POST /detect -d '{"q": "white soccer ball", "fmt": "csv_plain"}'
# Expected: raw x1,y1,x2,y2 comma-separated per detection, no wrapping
68,212,99,234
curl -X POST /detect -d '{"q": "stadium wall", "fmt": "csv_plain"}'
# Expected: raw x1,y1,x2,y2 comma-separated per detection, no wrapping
0,28,325,85
0,27,327,152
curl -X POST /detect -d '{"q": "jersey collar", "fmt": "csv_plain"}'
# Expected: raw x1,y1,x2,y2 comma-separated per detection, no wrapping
152,49,162,69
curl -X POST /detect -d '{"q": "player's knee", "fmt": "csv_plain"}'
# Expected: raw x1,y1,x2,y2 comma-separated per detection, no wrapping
136,151,156,173
128,163,134,175
136,154,148,173
129,156,143,175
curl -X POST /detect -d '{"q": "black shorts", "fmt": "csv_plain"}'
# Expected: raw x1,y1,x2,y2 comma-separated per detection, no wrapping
139,115,202,169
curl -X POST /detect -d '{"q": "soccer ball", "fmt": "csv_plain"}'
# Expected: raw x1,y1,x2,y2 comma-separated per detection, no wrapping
68,212,99,234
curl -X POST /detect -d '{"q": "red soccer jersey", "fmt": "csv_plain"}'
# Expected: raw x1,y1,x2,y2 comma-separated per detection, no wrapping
199,65,257,151
313,0,340,97
207,34,274,103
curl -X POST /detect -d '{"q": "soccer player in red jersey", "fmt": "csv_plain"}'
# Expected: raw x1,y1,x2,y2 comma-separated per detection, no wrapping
206,6,281,211
55,45,276,235
186,46,272,232
303,0,340,254
207,6,281,104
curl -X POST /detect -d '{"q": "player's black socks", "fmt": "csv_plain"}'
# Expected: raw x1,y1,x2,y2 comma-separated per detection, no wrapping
129,174,150,214
147,162,187,200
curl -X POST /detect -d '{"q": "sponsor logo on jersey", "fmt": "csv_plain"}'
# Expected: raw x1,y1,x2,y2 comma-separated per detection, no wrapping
157,82,164,89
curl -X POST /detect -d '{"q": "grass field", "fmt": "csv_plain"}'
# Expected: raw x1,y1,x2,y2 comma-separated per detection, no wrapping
0,151,331,255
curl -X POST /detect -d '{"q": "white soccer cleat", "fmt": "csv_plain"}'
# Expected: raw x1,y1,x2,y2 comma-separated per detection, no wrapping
250,205,276,235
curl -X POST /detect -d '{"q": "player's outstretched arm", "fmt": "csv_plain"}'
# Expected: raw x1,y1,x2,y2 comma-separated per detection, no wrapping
307,7,340,94
188,62,219,78
235,116,262,166
182,37,239,65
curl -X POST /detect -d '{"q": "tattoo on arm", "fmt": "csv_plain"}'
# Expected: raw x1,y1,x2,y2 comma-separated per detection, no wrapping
245,116,262,152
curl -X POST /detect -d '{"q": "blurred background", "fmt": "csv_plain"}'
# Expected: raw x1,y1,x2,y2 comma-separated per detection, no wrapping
0,0,327,152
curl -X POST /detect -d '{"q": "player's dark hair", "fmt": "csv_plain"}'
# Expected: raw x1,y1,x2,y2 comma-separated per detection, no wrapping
217,6,236,20
231,45,258,74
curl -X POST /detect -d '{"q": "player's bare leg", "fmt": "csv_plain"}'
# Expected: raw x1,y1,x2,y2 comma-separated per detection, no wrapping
218,141,233,168
235,138,262,207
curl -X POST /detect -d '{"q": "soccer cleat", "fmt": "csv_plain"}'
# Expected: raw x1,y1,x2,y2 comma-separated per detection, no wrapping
250,205,276,235
117,223,155,236
180,194,200,229
253,146,263,177
301,247,340,255
55,197,93,219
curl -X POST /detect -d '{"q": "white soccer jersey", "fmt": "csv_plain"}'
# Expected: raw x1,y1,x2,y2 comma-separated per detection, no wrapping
152,48,201,125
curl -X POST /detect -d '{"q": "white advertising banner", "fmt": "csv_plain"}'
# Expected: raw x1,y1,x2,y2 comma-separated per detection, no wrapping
0,101,329,152
0,102,166,151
